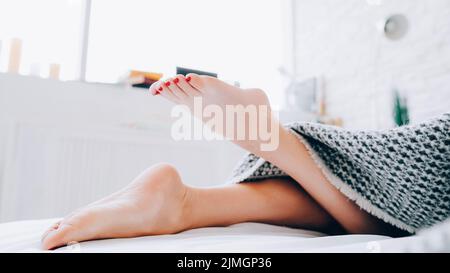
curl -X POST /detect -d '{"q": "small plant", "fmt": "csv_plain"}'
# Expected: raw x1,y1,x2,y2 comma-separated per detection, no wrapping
393,89,409,126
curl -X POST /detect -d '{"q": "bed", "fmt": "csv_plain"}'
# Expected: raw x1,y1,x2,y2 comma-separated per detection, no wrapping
1,218,449,253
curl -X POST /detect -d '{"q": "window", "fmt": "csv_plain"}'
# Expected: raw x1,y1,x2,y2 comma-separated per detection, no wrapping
0,0,285,106
0,0,84,80
86,0,285,106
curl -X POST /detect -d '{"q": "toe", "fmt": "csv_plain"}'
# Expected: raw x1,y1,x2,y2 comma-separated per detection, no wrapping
41,222,78,250
166,77,188,99
151,81,164,96
175,74,201,96
185,73,205,91
149,81,160,95
158,80,181,103
41,210,98,250
41,221,61,243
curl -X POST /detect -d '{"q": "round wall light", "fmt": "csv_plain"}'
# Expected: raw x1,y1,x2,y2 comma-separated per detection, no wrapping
382,14,409,41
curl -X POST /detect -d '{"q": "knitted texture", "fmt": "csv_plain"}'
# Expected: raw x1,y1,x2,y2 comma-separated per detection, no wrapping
229,113,450,233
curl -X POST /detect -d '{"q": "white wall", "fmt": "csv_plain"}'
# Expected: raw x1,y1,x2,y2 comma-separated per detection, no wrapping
292,0,450,129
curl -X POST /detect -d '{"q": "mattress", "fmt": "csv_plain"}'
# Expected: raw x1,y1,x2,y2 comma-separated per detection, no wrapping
0,218,448,253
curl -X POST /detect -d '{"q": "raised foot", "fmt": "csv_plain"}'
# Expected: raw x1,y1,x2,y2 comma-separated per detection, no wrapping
152,74,271,109
151,74,280,152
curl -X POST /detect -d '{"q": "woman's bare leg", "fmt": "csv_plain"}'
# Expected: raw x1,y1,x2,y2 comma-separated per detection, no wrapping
41,163,337,250
186,178,340,233
41,74,407,249
153,74,407,236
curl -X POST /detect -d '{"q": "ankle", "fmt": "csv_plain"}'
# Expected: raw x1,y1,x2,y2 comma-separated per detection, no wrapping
176,186,197,232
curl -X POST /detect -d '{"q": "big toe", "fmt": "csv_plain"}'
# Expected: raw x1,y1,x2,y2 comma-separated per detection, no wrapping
41,222,80,250
41,211,97,250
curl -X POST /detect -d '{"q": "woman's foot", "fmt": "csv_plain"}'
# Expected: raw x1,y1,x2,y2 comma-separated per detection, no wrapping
151,74,280,152
41,163,191,250
151,74,269,110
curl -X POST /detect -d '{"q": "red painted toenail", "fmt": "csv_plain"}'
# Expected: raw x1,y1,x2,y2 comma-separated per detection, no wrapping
173,78,179,84
186,76,191,82
158,87,163,91
165,81,171,87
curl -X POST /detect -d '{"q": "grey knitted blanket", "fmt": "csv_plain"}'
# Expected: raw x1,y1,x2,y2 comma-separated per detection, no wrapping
229,113,450,233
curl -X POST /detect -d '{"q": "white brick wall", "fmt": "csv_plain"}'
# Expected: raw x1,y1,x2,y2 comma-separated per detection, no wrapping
292,0,450,129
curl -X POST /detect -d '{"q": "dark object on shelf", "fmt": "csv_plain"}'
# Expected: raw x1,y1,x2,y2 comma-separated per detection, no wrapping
176,67,217,78
393,89,409,126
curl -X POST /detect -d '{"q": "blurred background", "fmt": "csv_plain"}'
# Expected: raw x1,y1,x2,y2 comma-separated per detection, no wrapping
0,0,449,222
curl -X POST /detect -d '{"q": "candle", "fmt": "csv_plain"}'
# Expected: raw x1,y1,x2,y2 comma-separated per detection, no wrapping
8,38,22,73
49,63,60,80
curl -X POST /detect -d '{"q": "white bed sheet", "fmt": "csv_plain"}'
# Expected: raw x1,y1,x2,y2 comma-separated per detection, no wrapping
0,218,446,253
